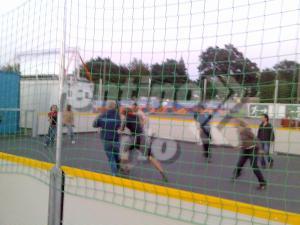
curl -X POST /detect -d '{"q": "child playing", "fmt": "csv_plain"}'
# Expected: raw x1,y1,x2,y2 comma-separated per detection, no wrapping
44,105,58,147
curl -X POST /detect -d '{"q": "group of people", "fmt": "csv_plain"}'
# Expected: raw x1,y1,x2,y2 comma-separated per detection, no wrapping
44,104,75,147
93,100,168,181
194,104,275,190
43,101,168,181
45,100,275,190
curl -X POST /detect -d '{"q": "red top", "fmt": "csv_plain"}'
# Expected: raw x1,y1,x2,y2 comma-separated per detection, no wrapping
48,111,58,126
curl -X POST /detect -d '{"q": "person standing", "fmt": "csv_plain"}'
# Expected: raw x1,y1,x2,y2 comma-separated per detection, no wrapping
232,119,267,190
63,104,75,144
194,104,213,162
257,114,275,168
132,102,147,128
44,105,58,147
93,100,121,176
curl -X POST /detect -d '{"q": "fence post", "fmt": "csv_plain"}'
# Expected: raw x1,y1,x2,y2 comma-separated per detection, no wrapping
273,80,279,154
31,110,38,138
273,80,279,120
99,78,103,102
203,78,207,101
24,110,27,136
48,0,67,225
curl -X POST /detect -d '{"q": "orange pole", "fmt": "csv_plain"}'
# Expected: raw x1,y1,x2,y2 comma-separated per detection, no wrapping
79,55,92,81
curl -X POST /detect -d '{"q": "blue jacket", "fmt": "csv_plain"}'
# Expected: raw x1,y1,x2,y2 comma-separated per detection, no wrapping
194,112,212,137
93,109,121,142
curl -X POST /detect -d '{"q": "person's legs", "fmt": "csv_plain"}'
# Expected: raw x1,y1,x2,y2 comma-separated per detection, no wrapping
249,149,266,188
67,125,75,142
44,126,51,146
148,156,168,182
203,141,209,158
233,149,249,179
53,126,57,144
207,135,212,159
112,142,120,171
119,135,131,173
103,141,118,175
200,129,211,160
263,142,273,167
49,126,56,146
136,134,148,161
260,143,267,168
139,133,168,182
139,134,149,155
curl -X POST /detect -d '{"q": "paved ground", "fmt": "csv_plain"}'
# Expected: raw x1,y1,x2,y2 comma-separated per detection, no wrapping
0,133,300,214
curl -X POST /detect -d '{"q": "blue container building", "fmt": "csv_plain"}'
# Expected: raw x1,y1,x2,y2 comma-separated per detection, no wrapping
0,72,20,134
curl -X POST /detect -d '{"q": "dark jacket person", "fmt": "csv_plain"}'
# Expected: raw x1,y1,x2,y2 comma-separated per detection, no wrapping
233,119,266,190
93,100,121,176
193,104,213,161
257,114,275,168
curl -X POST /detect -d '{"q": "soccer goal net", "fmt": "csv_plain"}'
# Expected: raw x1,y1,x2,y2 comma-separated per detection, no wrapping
0,0,299,225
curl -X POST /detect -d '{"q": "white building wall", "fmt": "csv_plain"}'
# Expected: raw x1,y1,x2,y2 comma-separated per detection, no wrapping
20,79,94,129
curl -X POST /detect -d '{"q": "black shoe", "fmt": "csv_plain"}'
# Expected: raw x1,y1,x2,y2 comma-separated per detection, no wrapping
207,158,212,163
231,175,239,182
119,168,130,176
269,160,274,169
232,169,241,181
203,155,211,163
257,183,267,190
160,172,168,183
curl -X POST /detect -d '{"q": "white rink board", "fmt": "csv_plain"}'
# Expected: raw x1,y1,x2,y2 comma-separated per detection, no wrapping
0,160,50,225
63,176,284,225
0,158,293,225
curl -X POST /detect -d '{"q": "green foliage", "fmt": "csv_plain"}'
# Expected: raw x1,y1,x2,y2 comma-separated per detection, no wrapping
259,61,300,103
81,57,129,83
150,58,189,102
83,57,191,101
150,58,188,85
128,58,150,83
198,44,259,97
259,81,275,103
82,47,300,103
0,63,20,73
128,58,150,98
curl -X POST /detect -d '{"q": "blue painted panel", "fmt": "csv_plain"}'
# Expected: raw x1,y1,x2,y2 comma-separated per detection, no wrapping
0,72,20,134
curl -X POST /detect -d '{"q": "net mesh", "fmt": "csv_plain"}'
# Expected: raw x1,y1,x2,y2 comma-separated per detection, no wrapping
0,0,300,224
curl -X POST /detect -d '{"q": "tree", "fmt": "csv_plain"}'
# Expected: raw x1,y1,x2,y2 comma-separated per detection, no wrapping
81,57,128,84
81,57,129,101
274,60,299,103
198,44,259,97
258,61,300,103
274,60,300,81
151,58,188,84
259,69,276,103
0,63,20,73
128,58,150,98
150,58,189,104
260,68,276,83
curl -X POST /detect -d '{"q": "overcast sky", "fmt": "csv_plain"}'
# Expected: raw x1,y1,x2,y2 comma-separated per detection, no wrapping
0,0,299,80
